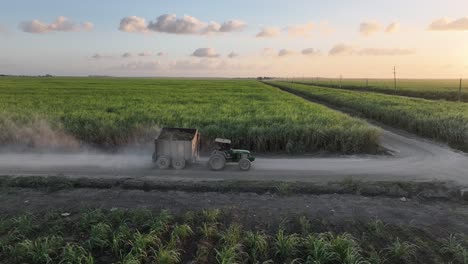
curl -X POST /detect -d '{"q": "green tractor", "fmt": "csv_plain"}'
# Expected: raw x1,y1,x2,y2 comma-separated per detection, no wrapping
208,138,255,171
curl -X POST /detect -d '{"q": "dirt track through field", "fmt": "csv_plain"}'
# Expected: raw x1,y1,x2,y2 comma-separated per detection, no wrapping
0,124,467,184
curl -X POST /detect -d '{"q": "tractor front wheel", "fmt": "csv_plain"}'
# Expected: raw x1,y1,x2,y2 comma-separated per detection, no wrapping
156,156,171,169
209,154,226,171
239,158,251,171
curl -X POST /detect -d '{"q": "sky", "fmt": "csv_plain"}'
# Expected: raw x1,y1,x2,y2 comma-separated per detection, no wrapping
1,0,468,78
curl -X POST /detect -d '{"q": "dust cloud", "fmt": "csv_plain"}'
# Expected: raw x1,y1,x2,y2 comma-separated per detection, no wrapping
0,119,156,170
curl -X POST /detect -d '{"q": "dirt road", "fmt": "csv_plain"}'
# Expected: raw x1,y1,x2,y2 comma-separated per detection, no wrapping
0,125,467,184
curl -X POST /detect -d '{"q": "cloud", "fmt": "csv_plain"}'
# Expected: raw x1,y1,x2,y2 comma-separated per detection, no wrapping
256,27,281,37
278,49,295,57
91,53,103,60
119,14,246,35
170,59,221,71
219,20,247,32
90,53,115,60
138,52,152,57
148,14,205,34
329,44,356,55
329,44,414,56
301,48,319,55
110,61,163,71
119,16,149,33
286,22,314,37
191,48,220,58
228,52,239,58
20,16,93,34
0,25,10,36
202,22,221,34
429,17,468,31
385,22,400,33
261,48,276,56
82,22,94,31
20,20,49,33
359,21,382,36
122,52,132,58
357,48,415,56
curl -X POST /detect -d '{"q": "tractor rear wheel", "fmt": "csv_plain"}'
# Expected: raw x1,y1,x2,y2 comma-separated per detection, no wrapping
172,158,186,170
209,154,226,171
156,156,171,169
239,158,251,171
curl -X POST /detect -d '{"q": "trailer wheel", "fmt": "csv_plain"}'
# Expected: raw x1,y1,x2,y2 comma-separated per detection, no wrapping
156,156,171,169
209,154,226,171
172,158,186,170
239,158,251,171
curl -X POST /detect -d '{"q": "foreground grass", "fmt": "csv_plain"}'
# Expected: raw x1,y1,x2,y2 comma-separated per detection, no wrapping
266,81,468,152
293,78,468,102
0,77,379,154
1,209,466,264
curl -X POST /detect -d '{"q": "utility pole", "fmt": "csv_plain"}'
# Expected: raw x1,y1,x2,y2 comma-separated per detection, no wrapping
393,66,397,91
459,78,463,102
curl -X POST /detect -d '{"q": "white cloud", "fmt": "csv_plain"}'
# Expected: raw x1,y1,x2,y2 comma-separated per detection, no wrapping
119,16,148,33
119,14,246,35
278,49,295,57
48,16,78,31
359,21,382,36
20,16,93,34
358,48,415,56
91,53,102,60
385,22,400,33
138,52,152,57
170,59,220,71
82,22,94,31
219,20,247,32
122,52,132,58
90,53,115,60
261,48,277,56
256,27,281,37
329,44,414,56
191,48,220,58
148,14,206,34
203,22,221,34
20,20,49,33
110,61,164,71
329,44,356,55
228,52,239,58
0,25,10,36
286,22,314,37
429,17,468,31
302,48,319,55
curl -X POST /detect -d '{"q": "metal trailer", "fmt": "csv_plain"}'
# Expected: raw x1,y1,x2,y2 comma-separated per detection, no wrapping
152,127,200,169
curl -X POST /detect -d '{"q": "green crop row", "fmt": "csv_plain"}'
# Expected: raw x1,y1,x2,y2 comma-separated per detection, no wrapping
0,77,380,154
1,209,465,264
267,81,468,152
290,78,468,102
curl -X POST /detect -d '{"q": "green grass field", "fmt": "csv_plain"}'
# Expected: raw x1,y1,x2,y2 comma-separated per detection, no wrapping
0,77,380,153
1,209,465,264
293,78,468,102
267,81,468,152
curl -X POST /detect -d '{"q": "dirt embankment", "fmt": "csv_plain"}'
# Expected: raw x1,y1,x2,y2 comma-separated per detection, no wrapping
1,187,467,240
